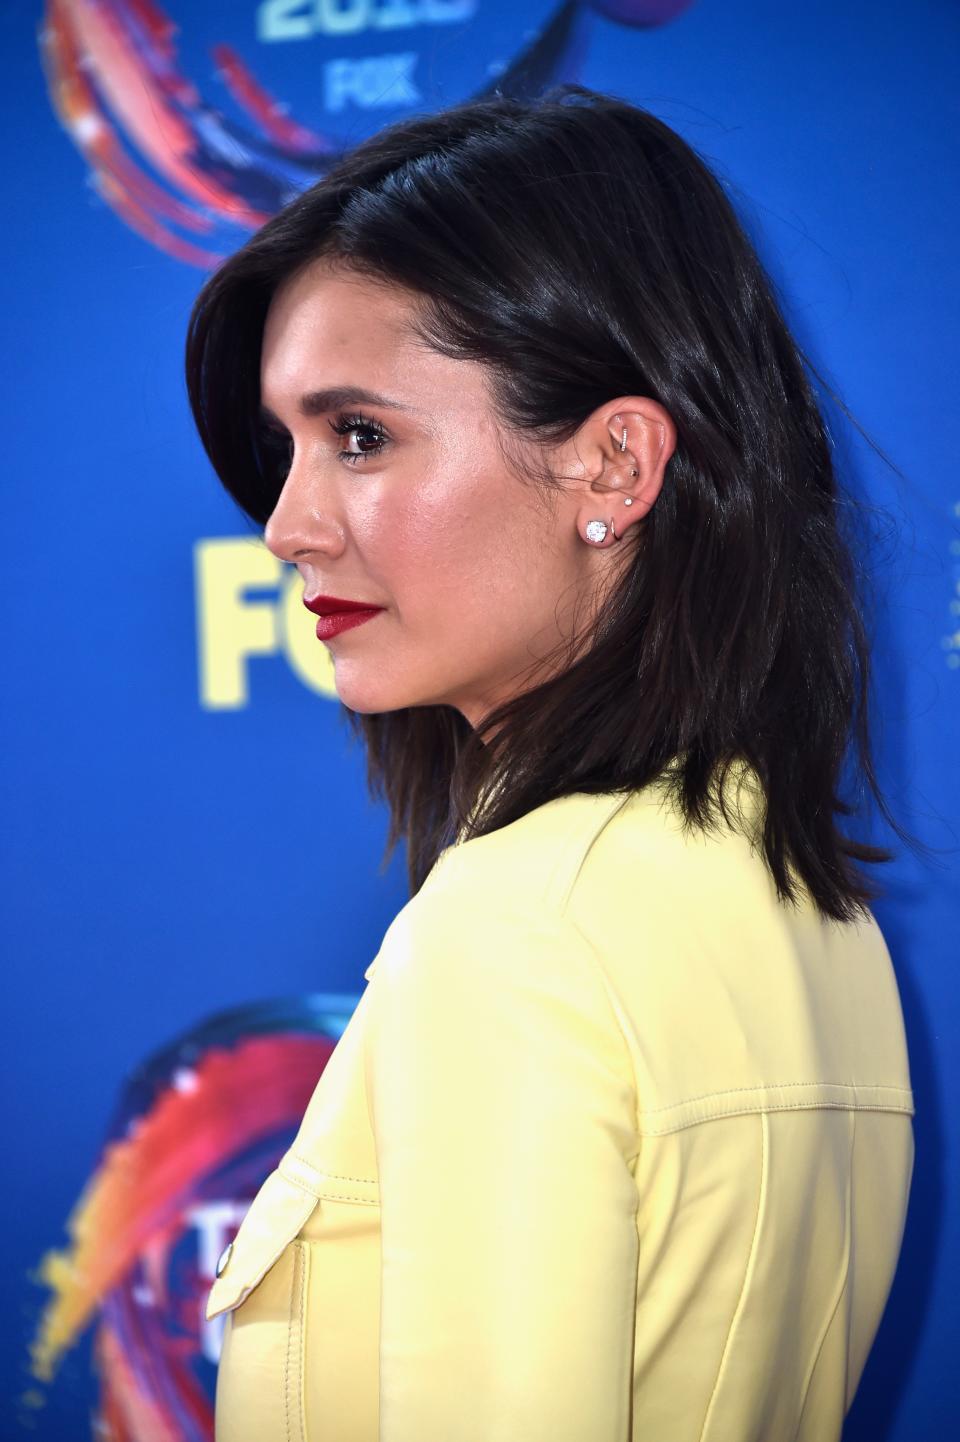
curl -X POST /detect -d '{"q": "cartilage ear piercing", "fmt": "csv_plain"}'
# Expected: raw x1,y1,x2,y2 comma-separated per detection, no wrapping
585,520,608,544
619,424,637,475
624,497,634,505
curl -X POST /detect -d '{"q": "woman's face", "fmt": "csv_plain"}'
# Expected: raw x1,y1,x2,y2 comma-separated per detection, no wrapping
259,258,639,726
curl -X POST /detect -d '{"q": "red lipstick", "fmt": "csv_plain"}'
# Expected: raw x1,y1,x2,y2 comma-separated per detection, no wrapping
303,593,385,641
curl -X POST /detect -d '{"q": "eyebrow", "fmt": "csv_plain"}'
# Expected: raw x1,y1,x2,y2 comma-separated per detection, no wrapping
258,385,417,426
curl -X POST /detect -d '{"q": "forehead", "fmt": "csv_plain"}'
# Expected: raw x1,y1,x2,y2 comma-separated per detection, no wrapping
258,259,498,429
260,260,417,391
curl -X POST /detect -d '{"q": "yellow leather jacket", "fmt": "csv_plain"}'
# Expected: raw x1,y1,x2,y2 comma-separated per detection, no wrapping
207,762,915,1441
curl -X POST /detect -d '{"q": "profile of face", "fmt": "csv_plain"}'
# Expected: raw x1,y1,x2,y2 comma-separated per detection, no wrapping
259,257,676,727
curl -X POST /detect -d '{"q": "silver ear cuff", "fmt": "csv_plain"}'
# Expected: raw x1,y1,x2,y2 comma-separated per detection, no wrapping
585,425,638,543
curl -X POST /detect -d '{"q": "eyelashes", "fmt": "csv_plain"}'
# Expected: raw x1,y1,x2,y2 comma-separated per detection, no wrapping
326,410,389,464
257,410,389,478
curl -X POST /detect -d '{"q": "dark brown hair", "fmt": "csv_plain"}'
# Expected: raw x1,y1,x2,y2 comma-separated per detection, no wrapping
185,84,925,922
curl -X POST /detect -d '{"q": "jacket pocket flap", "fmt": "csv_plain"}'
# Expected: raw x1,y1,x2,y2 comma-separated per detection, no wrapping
205,1168,319,1321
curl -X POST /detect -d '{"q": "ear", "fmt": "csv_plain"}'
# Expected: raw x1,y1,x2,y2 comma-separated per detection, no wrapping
567,396,677,548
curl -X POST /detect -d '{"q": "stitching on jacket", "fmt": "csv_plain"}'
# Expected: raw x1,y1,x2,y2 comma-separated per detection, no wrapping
284,1248,298,1442
641,1097,913,1136
558,911,641,1139
547,791,635,912
790,1109,856,1442
287,1155,378,1186
640,1080,914,1112
698,1110,767,1440
303,1190,378,1204
545,791,654,1142
295,1245,307,1442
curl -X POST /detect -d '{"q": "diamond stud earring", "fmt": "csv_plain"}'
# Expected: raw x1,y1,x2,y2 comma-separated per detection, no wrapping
585,520,608,544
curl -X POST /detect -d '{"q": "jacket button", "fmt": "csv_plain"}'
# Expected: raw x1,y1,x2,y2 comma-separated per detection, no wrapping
215,1241,234,1278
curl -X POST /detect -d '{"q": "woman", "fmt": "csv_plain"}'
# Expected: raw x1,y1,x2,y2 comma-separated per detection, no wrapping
185,85,916,1442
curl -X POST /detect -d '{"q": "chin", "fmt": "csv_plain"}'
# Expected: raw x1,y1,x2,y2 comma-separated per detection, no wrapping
330,667,420,716
332,663,457,717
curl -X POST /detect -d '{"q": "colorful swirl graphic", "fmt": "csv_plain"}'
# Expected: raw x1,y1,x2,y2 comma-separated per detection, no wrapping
28,997,355,1441
38,0,696,267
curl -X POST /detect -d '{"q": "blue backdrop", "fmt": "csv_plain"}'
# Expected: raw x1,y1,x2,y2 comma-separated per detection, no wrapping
3,1,957,1437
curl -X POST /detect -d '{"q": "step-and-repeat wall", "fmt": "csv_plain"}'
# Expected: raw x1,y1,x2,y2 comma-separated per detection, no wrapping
4,2,957,1437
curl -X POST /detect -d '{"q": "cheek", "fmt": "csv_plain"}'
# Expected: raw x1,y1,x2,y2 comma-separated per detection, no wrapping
351,491,463,610
352,449,552,629
359,481,498,609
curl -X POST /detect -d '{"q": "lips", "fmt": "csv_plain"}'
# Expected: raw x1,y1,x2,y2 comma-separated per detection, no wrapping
302,594,384,617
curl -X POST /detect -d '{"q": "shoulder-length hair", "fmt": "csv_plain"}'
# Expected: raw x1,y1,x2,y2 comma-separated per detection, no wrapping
185,83,920,922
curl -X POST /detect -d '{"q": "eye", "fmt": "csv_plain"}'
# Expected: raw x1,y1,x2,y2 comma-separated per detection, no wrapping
327,411,389,465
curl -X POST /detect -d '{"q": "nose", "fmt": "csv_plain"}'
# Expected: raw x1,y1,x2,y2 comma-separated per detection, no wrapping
262,455,345,564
